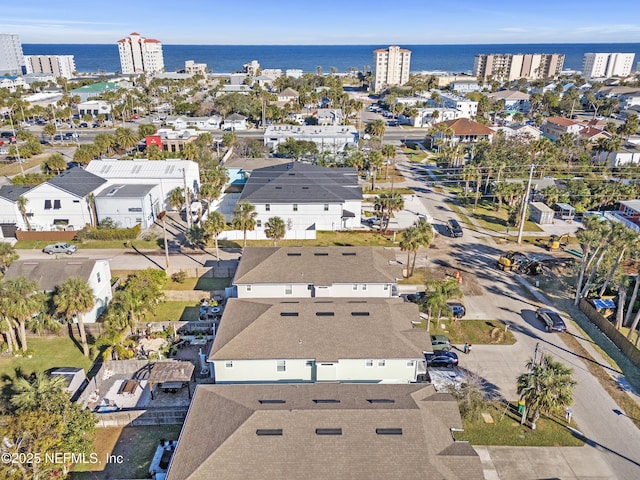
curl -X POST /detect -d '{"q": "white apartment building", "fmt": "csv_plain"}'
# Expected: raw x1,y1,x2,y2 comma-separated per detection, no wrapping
373,45,411,92
24,55,76,78
582,53,635,78
0,33,24,75
117,32,164,74
184,60,207,75
243,60,260,76
473,53,564,82
438,91,478,118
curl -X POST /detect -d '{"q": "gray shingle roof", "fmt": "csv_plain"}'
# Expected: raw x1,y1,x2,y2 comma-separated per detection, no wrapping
96,184,156,198
0,185,34,202
3,258,98,292
166,383,483,480
233,247,402,285
47,167,107,198
209,297,426,362
238,163,362,204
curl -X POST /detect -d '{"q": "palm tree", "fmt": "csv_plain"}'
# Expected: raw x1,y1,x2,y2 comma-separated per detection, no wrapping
574,216,610,305
424,278,462,324
0,283,19,353
181,142,199,160
517,354,576,430
41,153,67,174
365,119,386,138
11,372,68,412
598,226,638,297
87,192,98,228
3,277,46,353
114,127,140,152
399,226,419,278
168,187,185,212
53,277,95,357
382,144,396,179
0,241,18,276
202,211,226,262
231,202,257,249
16,195,32,231
264,216,286,246
411,219,434,275
368,150,384,190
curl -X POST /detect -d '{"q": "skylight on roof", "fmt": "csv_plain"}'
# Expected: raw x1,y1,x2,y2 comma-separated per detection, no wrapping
376,428,402,435
315,312,334,316
313,399,340,404
367,399,395,404
342,252,356,256
351,312,370,316
256,429,283,436
259,399,286,404
314,253,328,256
315,428,342,435
280,312,299,317
287,253,302,256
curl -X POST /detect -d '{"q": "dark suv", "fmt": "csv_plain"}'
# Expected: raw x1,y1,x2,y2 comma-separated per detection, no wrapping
535,308,567,332
447,219,463,237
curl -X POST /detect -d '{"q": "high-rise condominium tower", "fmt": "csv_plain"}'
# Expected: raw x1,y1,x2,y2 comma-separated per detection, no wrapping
582,53,635,78
24,55,76,78
0,33,24,75
373,46,411,92
473,53,564,82
117,32,164,74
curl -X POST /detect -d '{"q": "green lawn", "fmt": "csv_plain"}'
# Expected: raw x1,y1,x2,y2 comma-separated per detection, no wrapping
412,319,516,345
451,200,543,233
455,402,584,446
363,187,414,195
0,336,93,385
220,231,397,249
165,277,231,291
71,425,183,479
150,301,200,322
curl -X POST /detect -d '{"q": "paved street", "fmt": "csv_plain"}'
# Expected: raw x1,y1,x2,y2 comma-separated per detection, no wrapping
391,150,640,480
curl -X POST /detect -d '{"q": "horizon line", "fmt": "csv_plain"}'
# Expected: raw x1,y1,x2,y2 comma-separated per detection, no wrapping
21,41,640,46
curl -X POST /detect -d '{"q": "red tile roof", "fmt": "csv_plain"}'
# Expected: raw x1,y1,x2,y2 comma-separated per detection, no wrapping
545,116,578,127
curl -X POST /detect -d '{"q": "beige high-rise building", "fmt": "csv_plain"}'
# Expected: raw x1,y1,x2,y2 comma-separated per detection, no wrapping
373,46,411,92
473,53,564,82
582,53,635,78
0,33,24,75
24,55,76,78
117,32,164,74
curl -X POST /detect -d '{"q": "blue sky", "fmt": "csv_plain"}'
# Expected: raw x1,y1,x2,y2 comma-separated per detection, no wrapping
2,0,640,45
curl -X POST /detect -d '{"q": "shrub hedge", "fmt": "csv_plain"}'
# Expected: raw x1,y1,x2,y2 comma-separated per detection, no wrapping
77,224,141,240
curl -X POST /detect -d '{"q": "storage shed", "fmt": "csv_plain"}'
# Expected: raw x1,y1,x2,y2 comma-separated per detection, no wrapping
555,202,575,221
529,202,555,225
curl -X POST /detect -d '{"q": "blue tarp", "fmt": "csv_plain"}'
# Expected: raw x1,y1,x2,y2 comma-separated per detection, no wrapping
592,299,616,309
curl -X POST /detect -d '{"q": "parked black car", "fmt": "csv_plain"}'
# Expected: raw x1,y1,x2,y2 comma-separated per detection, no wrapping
424,350,459,368
446,219,463,237
535,308,567,332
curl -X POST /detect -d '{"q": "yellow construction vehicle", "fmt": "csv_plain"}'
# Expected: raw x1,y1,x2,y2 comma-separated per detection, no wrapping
547,234,570,251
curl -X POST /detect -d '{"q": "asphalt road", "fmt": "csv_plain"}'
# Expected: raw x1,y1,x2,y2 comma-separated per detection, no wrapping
394,151,640,480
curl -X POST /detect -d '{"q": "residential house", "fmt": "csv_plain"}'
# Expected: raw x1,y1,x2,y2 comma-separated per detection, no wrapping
222,113,248,131
252,74,276,89
450,80,482,93
264,124,358,153
579,126,611,145
71,81,122,102
219,163,362,240
602,200,640,233
4,258,112,323
491,124,542,140
285,68,303,79
215,84,252,96
487,90,531,113
208,297,426,384
184,60,207,75
277,87,299,105
165,383,483,480
437,92,478,118
0,76,28,92
313,108,343,126
401,108,460,128
0,185,35,236
232,247,401,299
432,118,494,144
594,142,640,167
20,168,106,231
150,128,202,153
540,116,584,141
94,184,162,228
85,159,200,211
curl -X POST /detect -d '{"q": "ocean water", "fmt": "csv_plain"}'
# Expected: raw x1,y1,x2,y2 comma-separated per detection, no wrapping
23,43,640,75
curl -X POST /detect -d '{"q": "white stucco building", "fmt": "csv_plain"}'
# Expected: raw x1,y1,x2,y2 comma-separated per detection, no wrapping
264,125,358,154
582,53,635,78
24,55,76,79
0,33,23,75
117,32,164,74
94,183,163,228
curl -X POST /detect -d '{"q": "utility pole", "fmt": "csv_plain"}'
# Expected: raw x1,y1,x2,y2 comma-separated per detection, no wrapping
517,164,535,244
8,108,24,176
158,211,170,269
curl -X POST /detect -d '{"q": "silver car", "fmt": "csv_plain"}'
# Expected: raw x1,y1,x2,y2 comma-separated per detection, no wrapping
43,243,77,255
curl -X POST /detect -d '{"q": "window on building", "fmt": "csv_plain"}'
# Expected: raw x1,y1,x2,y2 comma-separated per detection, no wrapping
365,359,374,368
305,360,314,367
44,200,52,210
97,272,101,283
362,284,367,291
324,204,329,211
352,284,358,291
285,284,293,295
246,285,252,292
384,284,389,290
265,204,270,211
378,360,386,367
225,361,233,368
406,360,415,368
256,219,262,228
277,360,286,372
53,200,61,210
293,204,298,211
